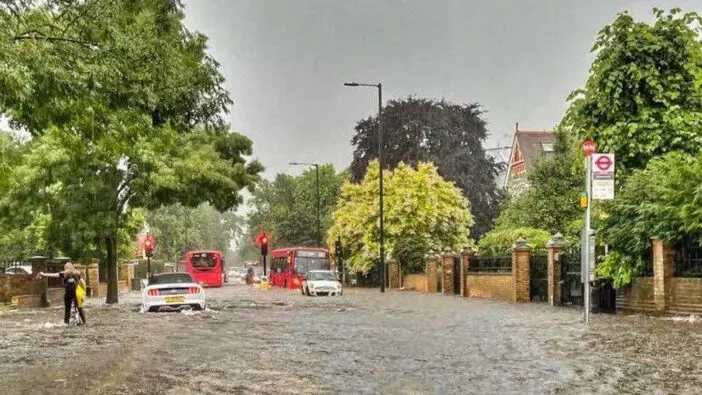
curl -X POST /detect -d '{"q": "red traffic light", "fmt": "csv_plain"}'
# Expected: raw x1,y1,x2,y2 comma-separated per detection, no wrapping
255,232,269,247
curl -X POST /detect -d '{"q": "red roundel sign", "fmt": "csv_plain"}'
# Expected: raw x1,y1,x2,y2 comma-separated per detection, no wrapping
595,155,612,171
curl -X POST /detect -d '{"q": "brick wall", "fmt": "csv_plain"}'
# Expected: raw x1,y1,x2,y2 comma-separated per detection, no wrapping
616,277,656,313
465,273,513,301
0,275,36,303
403,274,427,292
666,278,702,316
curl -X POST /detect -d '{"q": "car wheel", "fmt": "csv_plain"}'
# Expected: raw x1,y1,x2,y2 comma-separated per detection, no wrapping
300,286,305,295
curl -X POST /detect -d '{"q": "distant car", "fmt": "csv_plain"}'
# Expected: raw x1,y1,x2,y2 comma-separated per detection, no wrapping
141,273,206,312
301,270,343,296
4,265,33,276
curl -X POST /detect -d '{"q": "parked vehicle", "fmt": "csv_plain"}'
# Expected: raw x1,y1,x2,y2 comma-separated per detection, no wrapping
141,273,206,312
301,270,343,296
4,265,33,276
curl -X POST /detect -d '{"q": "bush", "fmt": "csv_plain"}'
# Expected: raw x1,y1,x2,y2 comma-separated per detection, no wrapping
477,227,551,256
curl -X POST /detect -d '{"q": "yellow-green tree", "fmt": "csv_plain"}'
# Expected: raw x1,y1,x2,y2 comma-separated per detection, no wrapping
327,161,472,273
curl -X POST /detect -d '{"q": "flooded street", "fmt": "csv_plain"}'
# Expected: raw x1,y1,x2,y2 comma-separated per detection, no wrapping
1,285,701,394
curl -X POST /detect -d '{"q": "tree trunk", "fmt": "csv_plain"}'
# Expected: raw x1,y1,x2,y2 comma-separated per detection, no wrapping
105,234,119,304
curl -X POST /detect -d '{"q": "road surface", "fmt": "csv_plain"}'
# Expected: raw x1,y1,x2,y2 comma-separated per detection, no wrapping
0,285,700,394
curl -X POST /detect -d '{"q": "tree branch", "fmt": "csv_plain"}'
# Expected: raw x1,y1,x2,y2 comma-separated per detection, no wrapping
11,31,96,48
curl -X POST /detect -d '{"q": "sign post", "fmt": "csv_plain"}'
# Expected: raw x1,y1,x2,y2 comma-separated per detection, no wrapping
582,140,594,324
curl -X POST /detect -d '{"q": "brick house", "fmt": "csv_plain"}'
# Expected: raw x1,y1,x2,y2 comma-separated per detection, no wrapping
503,123,554,195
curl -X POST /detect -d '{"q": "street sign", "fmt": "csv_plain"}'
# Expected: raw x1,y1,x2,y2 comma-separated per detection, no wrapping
592,153,615,200
581,228,596,282
582,140,595,157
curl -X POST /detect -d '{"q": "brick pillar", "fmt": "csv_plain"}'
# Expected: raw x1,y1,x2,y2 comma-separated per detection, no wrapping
29,257,49,307
459,246,473,297
441,248,455,295
87,262,100,297
512,238,531,303
388,260,400,289
652,239,675,313
547,233,566,307
426,250,439,293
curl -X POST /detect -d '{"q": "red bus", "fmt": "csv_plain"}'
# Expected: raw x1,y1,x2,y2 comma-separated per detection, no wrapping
269,247,330,290
185,250,225,288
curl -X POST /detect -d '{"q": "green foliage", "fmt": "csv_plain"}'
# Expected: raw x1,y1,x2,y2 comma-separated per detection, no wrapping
477,227,551,256
147,203,242,262
493,128,583,240
564,8,702,175
596,251,637,289
0,1,262,302
242,164,347,254
350,97,504,238
328,161,473,273
598,152,702,286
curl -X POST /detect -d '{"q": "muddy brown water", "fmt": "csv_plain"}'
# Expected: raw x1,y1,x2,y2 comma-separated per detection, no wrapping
0,286,700,394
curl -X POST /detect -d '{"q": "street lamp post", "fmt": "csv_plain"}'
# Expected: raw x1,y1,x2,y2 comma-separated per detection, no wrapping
289,162,321,247
344,81,385,293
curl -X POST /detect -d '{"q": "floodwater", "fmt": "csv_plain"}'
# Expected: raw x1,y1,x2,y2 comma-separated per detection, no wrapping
0,285,700,394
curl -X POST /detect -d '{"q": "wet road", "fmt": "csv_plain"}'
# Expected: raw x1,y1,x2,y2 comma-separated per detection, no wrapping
1,285,701,394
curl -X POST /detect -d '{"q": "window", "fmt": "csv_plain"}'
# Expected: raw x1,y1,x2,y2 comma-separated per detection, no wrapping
541,142,554,152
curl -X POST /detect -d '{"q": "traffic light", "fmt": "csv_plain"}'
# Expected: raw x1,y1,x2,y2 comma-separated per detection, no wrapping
260,236,268,256
144,235,155,258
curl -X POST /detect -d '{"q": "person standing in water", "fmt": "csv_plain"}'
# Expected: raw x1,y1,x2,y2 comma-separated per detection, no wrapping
38,262,87,325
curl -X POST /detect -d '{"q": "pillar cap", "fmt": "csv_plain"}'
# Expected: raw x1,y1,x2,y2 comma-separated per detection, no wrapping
512,238,531,252
460,246,475,256
441,247,456,257
546,232,566,248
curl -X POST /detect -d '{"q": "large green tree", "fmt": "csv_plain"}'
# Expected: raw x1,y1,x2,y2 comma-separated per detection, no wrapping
564,8,702,175
241,164,347,254
0,0,261,303
328,161,473,273
349,97,503,238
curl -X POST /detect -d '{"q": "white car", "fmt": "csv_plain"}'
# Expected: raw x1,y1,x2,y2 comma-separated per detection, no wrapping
301,270,343,296
141,273,206,312
4,265,33,275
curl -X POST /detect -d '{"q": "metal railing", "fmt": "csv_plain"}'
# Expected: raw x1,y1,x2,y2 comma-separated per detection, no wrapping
675,237,702,277
468,256,512,273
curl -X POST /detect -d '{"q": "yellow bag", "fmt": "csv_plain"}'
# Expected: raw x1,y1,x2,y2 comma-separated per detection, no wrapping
76,285,86,308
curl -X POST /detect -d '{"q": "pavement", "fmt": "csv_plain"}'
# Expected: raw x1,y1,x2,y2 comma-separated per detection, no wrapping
0,284,700,394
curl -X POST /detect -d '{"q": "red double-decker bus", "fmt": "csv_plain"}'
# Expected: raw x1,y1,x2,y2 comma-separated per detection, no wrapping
184,250,225,288
269,247,330,290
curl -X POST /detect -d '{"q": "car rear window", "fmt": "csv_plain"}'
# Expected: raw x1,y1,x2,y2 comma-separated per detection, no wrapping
149,273,193,285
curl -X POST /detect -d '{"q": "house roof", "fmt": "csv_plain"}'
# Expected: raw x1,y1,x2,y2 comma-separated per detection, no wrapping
502,124,554,189
515,131,553,171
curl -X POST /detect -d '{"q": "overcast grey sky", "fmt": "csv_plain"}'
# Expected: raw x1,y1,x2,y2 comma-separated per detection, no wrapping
182,0,699,180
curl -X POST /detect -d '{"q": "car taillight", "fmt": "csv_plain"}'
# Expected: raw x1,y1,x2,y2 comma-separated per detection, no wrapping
148,289,160,296
188,287,200,294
